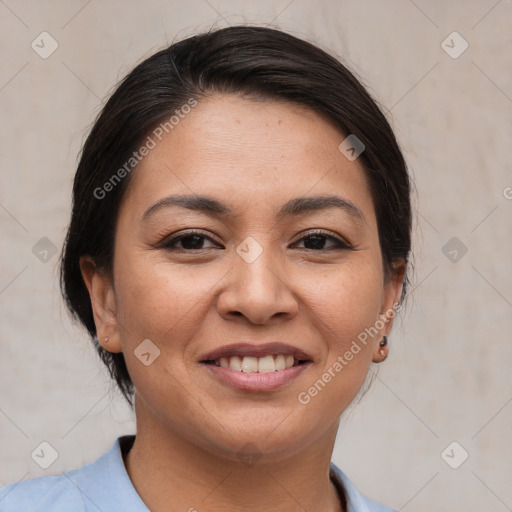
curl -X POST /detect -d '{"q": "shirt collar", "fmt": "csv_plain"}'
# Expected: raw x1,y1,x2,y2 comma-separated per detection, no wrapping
330,462,375,512
68,435,148,511
72,436,376,512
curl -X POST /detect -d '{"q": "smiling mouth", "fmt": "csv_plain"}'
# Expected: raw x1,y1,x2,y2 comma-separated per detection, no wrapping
202,355,310,373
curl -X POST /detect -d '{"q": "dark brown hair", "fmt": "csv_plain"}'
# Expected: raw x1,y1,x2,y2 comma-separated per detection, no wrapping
60,25,413,405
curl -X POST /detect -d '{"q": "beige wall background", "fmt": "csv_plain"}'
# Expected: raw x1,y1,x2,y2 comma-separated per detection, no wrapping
1,0,511,510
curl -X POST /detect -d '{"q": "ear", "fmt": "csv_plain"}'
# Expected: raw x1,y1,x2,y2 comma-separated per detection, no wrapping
80,256,123,354
372,258,406,363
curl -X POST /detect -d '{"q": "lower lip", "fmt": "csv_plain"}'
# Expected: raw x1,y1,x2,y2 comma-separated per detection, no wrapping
202,362,311,392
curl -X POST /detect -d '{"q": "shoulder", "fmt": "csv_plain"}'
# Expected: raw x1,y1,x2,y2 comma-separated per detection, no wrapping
0,473,85,511
329,462,397,512
361,495,397,512
0,436,135,512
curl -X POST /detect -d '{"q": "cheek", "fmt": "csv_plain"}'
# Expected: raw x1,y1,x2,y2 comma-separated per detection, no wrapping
309,258,384,341
111,256,211,408
300,256,383,404
113,257,215,343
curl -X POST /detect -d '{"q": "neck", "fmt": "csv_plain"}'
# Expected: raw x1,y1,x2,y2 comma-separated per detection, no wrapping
123,397,344,512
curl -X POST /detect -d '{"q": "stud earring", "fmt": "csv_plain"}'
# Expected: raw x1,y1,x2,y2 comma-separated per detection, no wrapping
104,336,109,343
378,335,388,359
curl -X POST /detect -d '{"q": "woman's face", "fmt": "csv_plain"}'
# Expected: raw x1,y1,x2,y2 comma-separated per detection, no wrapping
84,94,405,461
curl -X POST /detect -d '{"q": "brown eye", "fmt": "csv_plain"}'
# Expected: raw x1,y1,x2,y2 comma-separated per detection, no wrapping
160,231,223,251
292,231,352,251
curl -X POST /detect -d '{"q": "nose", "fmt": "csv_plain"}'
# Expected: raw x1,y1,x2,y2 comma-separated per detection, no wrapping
217,248,298,325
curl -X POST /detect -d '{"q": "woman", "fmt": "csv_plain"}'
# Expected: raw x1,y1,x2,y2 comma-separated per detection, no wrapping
0,25,411,511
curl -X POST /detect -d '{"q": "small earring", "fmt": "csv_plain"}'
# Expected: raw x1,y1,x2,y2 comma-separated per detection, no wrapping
378,336,388,359
104,336,109,343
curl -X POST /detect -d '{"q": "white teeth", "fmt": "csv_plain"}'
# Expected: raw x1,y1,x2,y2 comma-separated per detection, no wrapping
229,356,243,371
242,356,258,372
213,354,299,373
275,355,286,370
258,355,276,373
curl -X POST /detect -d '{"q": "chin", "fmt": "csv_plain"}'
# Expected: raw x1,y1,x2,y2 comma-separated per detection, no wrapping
201,415,333,465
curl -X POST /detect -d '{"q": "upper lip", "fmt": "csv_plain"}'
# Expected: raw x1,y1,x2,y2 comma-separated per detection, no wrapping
200,342,313,362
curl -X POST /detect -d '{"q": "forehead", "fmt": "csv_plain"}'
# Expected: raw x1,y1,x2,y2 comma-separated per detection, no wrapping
119,94,376,226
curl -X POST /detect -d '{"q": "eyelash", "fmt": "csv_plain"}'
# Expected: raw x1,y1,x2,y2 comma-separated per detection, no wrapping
158,229,352,252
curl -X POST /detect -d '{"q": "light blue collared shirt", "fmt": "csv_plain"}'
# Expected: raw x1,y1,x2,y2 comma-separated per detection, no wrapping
0,435,396,511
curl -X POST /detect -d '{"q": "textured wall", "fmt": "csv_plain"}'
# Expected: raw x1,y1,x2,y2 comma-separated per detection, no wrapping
1,1,511,510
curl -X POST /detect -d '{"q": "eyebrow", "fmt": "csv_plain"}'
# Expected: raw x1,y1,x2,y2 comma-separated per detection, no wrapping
142,194,366,225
